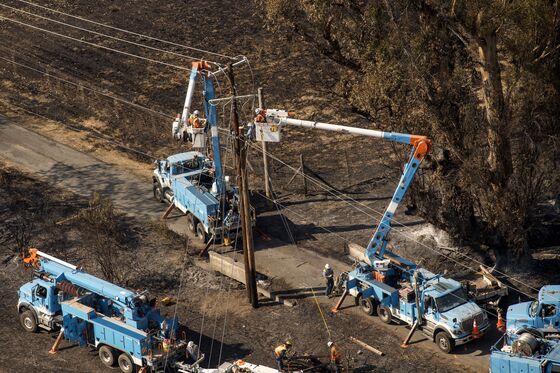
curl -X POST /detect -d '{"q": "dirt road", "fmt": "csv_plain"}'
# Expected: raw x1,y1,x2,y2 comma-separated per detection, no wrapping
0,116,495,372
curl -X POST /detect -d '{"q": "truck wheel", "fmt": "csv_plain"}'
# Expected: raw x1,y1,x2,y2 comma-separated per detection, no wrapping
99,345,116,367
118,353,136,373
377,304,392,324
435,331,455,353
153,183,164,203
19,310,38,333
186,213,196,233
196,223,207,243
360,297,377,316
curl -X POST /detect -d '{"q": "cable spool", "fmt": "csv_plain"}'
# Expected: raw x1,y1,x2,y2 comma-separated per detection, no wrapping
512,333,539,356
56,281,82,296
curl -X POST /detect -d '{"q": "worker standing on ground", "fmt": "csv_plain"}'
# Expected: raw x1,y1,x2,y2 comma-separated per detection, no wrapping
323,263,334,297
328,341,342,373
274,340,292,372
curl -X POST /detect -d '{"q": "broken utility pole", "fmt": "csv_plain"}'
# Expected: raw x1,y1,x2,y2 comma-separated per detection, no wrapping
227,63,258,308
257,87,272,199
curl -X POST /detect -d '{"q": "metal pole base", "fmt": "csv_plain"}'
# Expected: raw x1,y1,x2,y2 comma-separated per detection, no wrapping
331,289,348,313
400,320,419,348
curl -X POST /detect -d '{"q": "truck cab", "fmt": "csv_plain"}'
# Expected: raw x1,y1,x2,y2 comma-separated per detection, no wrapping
507,285,560,334
18,278,63,332
420,274,490,352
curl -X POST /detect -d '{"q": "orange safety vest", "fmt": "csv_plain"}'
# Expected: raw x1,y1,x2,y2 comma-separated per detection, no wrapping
330,345,341,362
188,115,203,128
275,344,287,358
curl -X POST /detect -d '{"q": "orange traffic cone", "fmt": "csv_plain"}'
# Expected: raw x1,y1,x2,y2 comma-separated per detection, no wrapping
496,311,506,333
472,319,481,340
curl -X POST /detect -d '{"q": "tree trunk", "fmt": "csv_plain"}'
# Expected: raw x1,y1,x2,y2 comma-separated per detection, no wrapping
475,13,512,189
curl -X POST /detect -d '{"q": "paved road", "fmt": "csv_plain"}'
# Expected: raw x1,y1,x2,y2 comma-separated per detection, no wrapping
0,116,188,234
0,117,493,372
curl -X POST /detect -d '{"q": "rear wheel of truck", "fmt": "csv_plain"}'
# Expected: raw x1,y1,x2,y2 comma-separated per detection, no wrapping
435,331,454,353
19,310,37,333
99,345,116,367
118,353,136,373
377,304,392,324
196,223,207,243
186,213,196,233
360,297,377,316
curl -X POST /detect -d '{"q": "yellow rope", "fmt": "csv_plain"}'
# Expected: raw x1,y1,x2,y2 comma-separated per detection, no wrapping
307,284,331,338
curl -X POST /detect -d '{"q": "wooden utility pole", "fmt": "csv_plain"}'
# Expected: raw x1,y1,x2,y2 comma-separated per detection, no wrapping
257,87,272,199
227,63,258,308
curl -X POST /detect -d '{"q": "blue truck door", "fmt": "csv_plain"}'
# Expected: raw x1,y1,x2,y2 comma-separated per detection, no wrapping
425,296,439,321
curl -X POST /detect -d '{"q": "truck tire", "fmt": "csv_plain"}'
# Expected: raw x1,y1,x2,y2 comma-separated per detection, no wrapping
20,310,38,333
359,297,377,316
99,345,116,367
186,213,196,233
118,353,136,373
153,183,164,203
435,331,455,354
196,222,207,243
377,304,392,324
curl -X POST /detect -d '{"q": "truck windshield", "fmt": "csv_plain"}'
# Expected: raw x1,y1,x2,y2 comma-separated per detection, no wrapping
529,300,539,318
436,288,468,313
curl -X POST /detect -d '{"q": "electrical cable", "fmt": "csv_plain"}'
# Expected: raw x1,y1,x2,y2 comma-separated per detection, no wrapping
163,237,190,369
0,2,217,63
11,0,239,61
0,14,193,71
0,54,172,120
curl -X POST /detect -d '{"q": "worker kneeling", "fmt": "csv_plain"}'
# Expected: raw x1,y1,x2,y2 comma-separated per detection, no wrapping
328,341,342,373
274,340,292,372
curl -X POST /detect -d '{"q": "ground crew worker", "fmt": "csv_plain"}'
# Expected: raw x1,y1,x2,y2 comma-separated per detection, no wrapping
323,263,334,297
188,110,204,128
274,340,292,372
328,341,341,373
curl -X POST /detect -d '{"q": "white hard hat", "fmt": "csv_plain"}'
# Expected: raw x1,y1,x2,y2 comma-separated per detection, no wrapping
327,341,333,347
187,341,194,348
193,110,200,116
325,264,331,269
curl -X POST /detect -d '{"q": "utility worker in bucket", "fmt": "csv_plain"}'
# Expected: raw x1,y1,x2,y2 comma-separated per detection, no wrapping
188,110,204,128
274,340,292,372
328,341,342,373
323,263,334,297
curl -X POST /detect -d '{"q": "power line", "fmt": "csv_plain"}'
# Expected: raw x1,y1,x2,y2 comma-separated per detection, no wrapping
11,0,238,61
0,54,172,120
0,2,216,63
0,13,192,71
